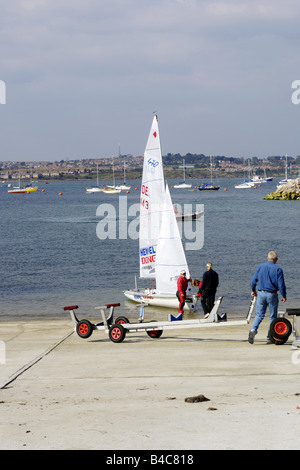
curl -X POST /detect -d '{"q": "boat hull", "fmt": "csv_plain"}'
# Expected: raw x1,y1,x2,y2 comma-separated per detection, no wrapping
86,187,103,193
173,183,192,189
175,210,203,221
235,183,253,189
8,187,38,193
103,185,122,193
198,185,220,191
124,289,198,312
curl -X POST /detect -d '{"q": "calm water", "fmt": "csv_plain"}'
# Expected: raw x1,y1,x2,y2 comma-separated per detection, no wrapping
0,178,299,321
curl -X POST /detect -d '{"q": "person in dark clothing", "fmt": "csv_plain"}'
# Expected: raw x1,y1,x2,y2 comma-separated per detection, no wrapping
200,262,219,317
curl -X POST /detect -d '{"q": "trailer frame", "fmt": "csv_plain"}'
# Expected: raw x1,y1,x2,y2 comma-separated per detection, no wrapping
63,296,256,343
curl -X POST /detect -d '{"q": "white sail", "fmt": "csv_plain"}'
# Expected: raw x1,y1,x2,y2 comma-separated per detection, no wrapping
155,184,191,294
139,115,165,279
124,115,197,312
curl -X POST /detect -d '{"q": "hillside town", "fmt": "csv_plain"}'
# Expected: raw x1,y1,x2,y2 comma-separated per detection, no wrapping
1,153,300,182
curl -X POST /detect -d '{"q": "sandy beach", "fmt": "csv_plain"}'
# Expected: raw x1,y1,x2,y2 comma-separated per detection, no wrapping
1,315,300,450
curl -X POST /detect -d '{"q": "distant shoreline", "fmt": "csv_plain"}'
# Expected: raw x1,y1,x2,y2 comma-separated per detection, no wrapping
4,170,288,183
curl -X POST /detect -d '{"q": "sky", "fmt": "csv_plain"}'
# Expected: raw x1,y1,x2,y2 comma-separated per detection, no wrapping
1,0,300,162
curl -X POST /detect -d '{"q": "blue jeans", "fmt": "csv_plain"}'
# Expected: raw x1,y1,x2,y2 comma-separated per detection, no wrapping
251,291,279,334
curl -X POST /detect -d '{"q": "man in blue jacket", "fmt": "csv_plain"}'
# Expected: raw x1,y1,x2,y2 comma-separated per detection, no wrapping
248,251,287,344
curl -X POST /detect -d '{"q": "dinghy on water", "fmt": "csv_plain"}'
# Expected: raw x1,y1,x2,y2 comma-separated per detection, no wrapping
8,165,38,193
124,115,198,312
173,204,203,222
86,163,104,193
173,159,192,189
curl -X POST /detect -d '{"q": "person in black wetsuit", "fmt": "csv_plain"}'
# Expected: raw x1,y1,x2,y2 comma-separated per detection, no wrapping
200,262,219,317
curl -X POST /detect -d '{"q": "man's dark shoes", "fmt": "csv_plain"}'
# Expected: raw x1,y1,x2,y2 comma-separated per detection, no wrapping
248,329,256,344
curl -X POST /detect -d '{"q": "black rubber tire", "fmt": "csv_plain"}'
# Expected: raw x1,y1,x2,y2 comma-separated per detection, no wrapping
269,318,292,344
146,321,163,339
269,336,286,345
76,319,93,339
109,324,126,343
115,316,130,324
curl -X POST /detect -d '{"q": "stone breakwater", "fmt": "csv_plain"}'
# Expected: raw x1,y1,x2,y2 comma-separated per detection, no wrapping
264,178,300,200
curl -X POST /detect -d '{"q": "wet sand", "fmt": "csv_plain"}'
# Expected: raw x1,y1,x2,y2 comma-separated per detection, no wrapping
1,316,300,450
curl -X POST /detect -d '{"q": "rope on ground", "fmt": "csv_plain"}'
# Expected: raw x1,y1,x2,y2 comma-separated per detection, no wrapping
0,330,74,389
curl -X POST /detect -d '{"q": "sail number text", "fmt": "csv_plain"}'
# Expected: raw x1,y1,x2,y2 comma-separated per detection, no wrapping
147,158,159,167
141,184,149,210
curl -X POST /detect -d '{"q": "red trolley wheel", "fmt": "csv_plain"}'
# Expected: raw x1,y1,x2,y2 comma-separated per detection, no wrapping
109,324,126,343
269,318,292,345
76,320,93,339
115,316,130,324
146,321,163,339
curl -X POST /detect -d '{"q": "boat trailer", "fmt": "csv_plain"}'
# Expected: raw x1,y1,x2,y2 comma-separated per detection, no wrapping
269,308,300,347
63,296,261,343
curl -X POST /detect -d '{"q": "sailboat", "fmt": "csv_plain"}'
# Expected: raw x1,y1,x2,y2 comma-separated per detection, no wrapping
234,181,253,189
86,163,104,193
173,204,203,222
8,166,38,193
115,162,131,190
235,159,255,189
8,185,38,194
277,154,293,188
104,159,121,193
251,173,267,184
198,156,220,190
263,168,273,182
124,115,198,312
173,159,193,189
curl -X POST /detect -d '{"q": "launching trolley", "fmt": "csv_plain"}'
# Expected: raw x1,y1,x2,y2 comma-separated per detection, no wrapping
269,308,300,347
63,296,257,343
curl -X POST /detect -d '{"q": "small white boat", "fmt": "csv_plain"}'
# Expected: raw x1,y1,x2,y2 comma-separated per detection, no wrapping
235,181,254,189
173,159,192,188
86,187,104,193
115,162,131,190
277,180,293,189
235,159,255,189
277,153,293,188
173,182,192,189
104,158,122,193
251,174,267,183
102,187,122,194
173,204,203,221
86,163,103,193
115,184,131,190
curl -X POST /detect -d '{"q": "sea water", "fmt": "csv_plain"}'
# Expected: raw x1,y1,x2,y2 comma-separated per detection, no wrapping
0,178,299,321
